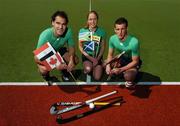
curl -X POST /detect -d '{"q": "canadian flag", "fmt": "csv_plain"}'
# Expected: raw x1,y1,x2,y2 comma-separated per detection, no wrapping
33,42,64,71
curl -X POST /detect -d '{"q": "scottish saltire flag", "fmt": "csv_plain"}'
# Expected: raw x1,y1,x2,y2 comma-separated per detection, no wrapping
83,41,95,52
79,31,101,57
79,32,91,42
33,42,64,71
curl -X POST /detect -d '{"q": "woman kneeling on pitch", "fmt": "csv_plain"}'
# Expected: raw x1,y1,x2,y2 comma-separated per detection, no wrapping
78,11,106,81
106,17,142,88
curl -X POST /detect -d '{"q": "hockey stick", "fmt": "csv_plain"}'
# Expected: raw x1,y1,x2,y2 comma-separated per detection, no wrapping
56,97,124,124
51,101,121,107
50,90,117,115
103,51,125,67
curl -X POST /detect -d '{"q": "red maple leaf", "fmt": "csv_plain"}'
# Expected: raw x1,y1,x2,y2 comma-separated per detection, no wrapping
49,57,57,65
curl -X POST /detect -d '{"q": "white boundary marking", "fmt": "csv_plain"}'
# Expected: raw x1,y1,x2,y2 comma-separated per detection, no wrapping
0,82,180,86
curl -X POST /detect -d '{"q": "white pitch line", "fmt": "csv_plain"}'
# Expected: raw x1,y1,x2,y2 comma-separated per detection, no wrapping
0,82,180,86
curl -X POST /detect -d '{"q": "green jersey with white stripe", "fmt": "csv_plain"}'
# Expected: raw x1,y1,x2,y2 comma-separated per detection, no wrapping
37,27,74,51
109,34,140,59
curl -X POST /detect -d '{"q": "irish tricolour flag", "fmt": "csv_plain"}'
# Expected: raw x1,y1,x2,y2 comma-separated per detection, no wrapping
33,42,64,71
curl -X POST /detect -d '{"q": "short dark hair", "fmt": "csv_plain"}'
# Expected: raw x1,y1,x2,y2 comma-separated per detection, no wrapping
51,11,69,24
114,17,128,27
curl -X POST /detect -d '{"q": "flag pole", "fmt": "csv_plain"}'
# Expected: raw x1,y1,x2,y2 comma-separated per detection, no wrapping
89,0,92,12
86,0,92,83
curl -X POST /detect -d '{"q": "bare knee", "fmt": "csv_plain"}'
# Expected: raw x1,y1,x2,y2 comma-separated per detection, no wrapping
93,65,103,80
123,69,137,82
85,66,92,73
63,52,79,65
74,55,79,65
83,61,92,74
62,52,69,63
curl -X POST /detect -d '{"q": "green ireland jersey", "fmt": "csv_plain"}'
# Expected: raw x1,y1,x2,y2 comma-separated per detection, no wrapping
78,27,106,56
37,27,74,51
109,34,140,59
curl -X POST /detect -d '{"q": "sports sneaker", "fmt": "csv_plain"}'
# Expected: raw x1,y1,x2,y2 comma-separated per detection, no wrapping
47,80,53,86
125,81,136,89
42,75,53,86
61,70,70,81
62,75,70,81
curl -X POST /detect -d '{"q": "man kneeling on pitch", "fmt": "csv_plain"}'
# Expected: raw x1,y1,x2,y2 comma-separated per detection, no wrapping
34,11,78,85
106,17,141,88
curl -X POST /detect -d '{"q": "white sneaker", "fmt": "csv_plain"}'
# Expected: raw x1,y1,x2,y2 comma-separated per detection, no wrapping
125,81,135,88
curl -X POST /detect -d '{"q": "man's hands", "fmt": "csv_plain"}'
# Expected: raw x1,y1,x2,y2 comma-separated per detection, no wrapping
34,56,44,65
110,68,124,75
106,65,124,76
56,63,67,71
105,65,111,75
56,61,75,72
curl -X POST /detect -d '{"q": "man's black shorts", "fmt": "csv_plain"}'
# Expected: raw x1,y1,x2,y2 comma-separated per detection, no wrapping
119,56,142,69
58,47,68,56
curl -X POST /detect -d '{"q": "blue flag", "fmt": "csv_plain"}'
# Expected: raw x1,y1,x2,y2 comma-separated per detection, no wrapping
83,41,95,52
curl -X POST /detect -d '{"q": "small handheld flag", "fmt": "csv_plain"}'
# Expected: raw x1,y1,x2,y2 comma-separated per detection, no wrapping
79,31,101,57
79,32,91,42
33,42,63,71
